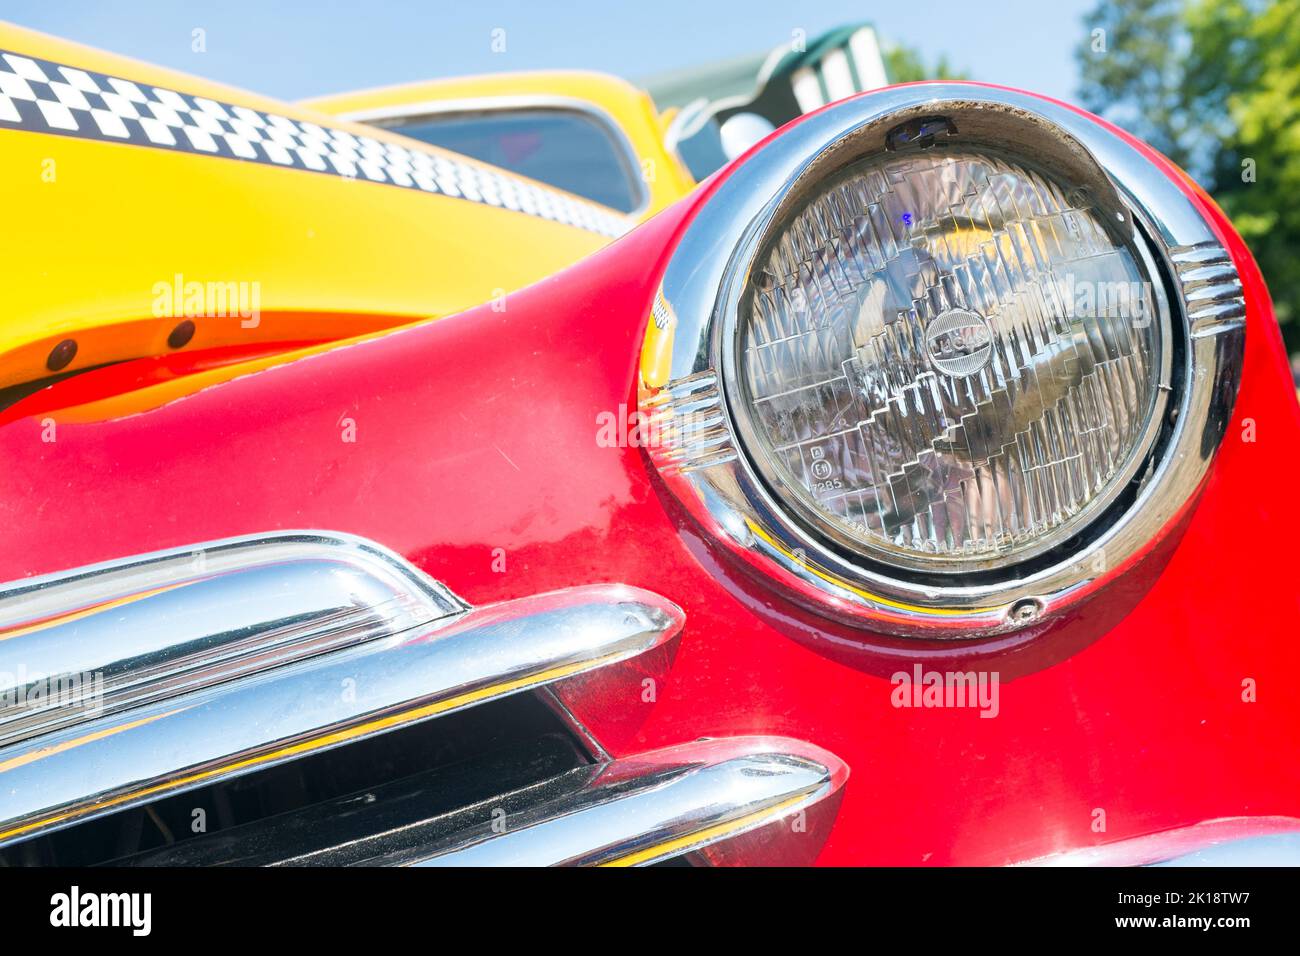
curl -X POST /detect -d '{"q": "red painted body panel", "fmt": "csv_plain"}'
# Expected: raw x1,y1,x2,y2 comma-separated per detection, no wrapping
2,89,1297,865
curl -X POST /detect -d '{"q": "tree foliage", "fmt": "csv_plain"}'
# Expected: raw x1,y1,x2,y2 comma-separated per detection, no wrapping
1077,0,1300,349
884,45,966,84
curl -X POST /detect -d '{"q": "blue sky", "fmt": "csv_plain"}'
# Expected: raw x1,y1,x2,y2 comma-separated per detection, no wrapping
4,0,1094,104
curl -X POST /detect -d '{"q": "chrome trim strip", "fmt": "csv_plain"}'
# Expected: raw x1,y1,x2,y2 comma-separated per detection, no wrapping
339,94,651,218
406,737,847,867
0,532,465,747
1171,241,1247,336
646,370,737,472
1154,833,1300,866
0,534,683,847
643,83,1247,637
1020,816,1300,867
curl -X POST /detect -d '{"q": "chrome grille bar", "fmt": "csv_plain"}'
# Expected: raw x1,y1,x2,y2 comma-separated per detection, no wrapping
111,735,847,867
407,736,847,867
0,532,465,747
0,532,683,848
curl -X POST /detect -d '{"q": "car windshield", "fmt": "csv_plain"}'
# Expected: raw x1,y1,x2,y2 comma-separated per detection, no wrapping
381,108,642,213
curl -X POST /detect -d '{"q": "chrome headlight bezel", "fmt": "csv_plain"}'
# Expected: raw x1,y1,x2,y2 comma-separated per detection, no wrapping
642,84,1245,639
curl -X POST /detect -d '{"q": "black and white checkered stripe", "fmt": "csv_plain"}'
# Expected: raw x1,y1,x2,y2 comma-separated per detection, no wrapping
0,49,629,237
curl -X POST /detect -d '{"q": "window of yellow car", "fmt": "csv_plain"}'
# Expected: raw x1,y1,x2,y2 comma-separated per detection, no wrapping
376,107,646,214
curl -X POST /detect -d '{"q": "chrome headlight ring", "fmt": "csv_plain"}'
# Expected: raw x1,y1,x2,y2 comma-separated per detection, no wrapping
642,84,1245,639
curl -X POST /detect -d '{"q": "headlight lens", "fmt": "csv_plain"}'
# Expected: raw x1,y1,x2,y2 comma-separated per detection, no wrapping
737,147,1164,570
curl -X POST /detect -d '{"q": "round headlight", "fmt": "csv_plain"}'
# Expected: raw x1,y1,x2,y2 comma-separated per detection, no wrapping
735,146,1166,572
643,86,1245,637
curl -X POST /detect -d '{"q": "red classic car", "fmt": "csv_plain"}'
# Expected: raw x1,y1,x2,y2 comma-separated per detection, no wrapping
0,19,1296,874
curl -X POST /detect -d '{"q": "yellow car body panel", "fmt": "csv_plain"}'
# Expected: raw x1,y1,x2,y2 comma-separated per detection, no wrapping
302,70,697,218
0,24,633,395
